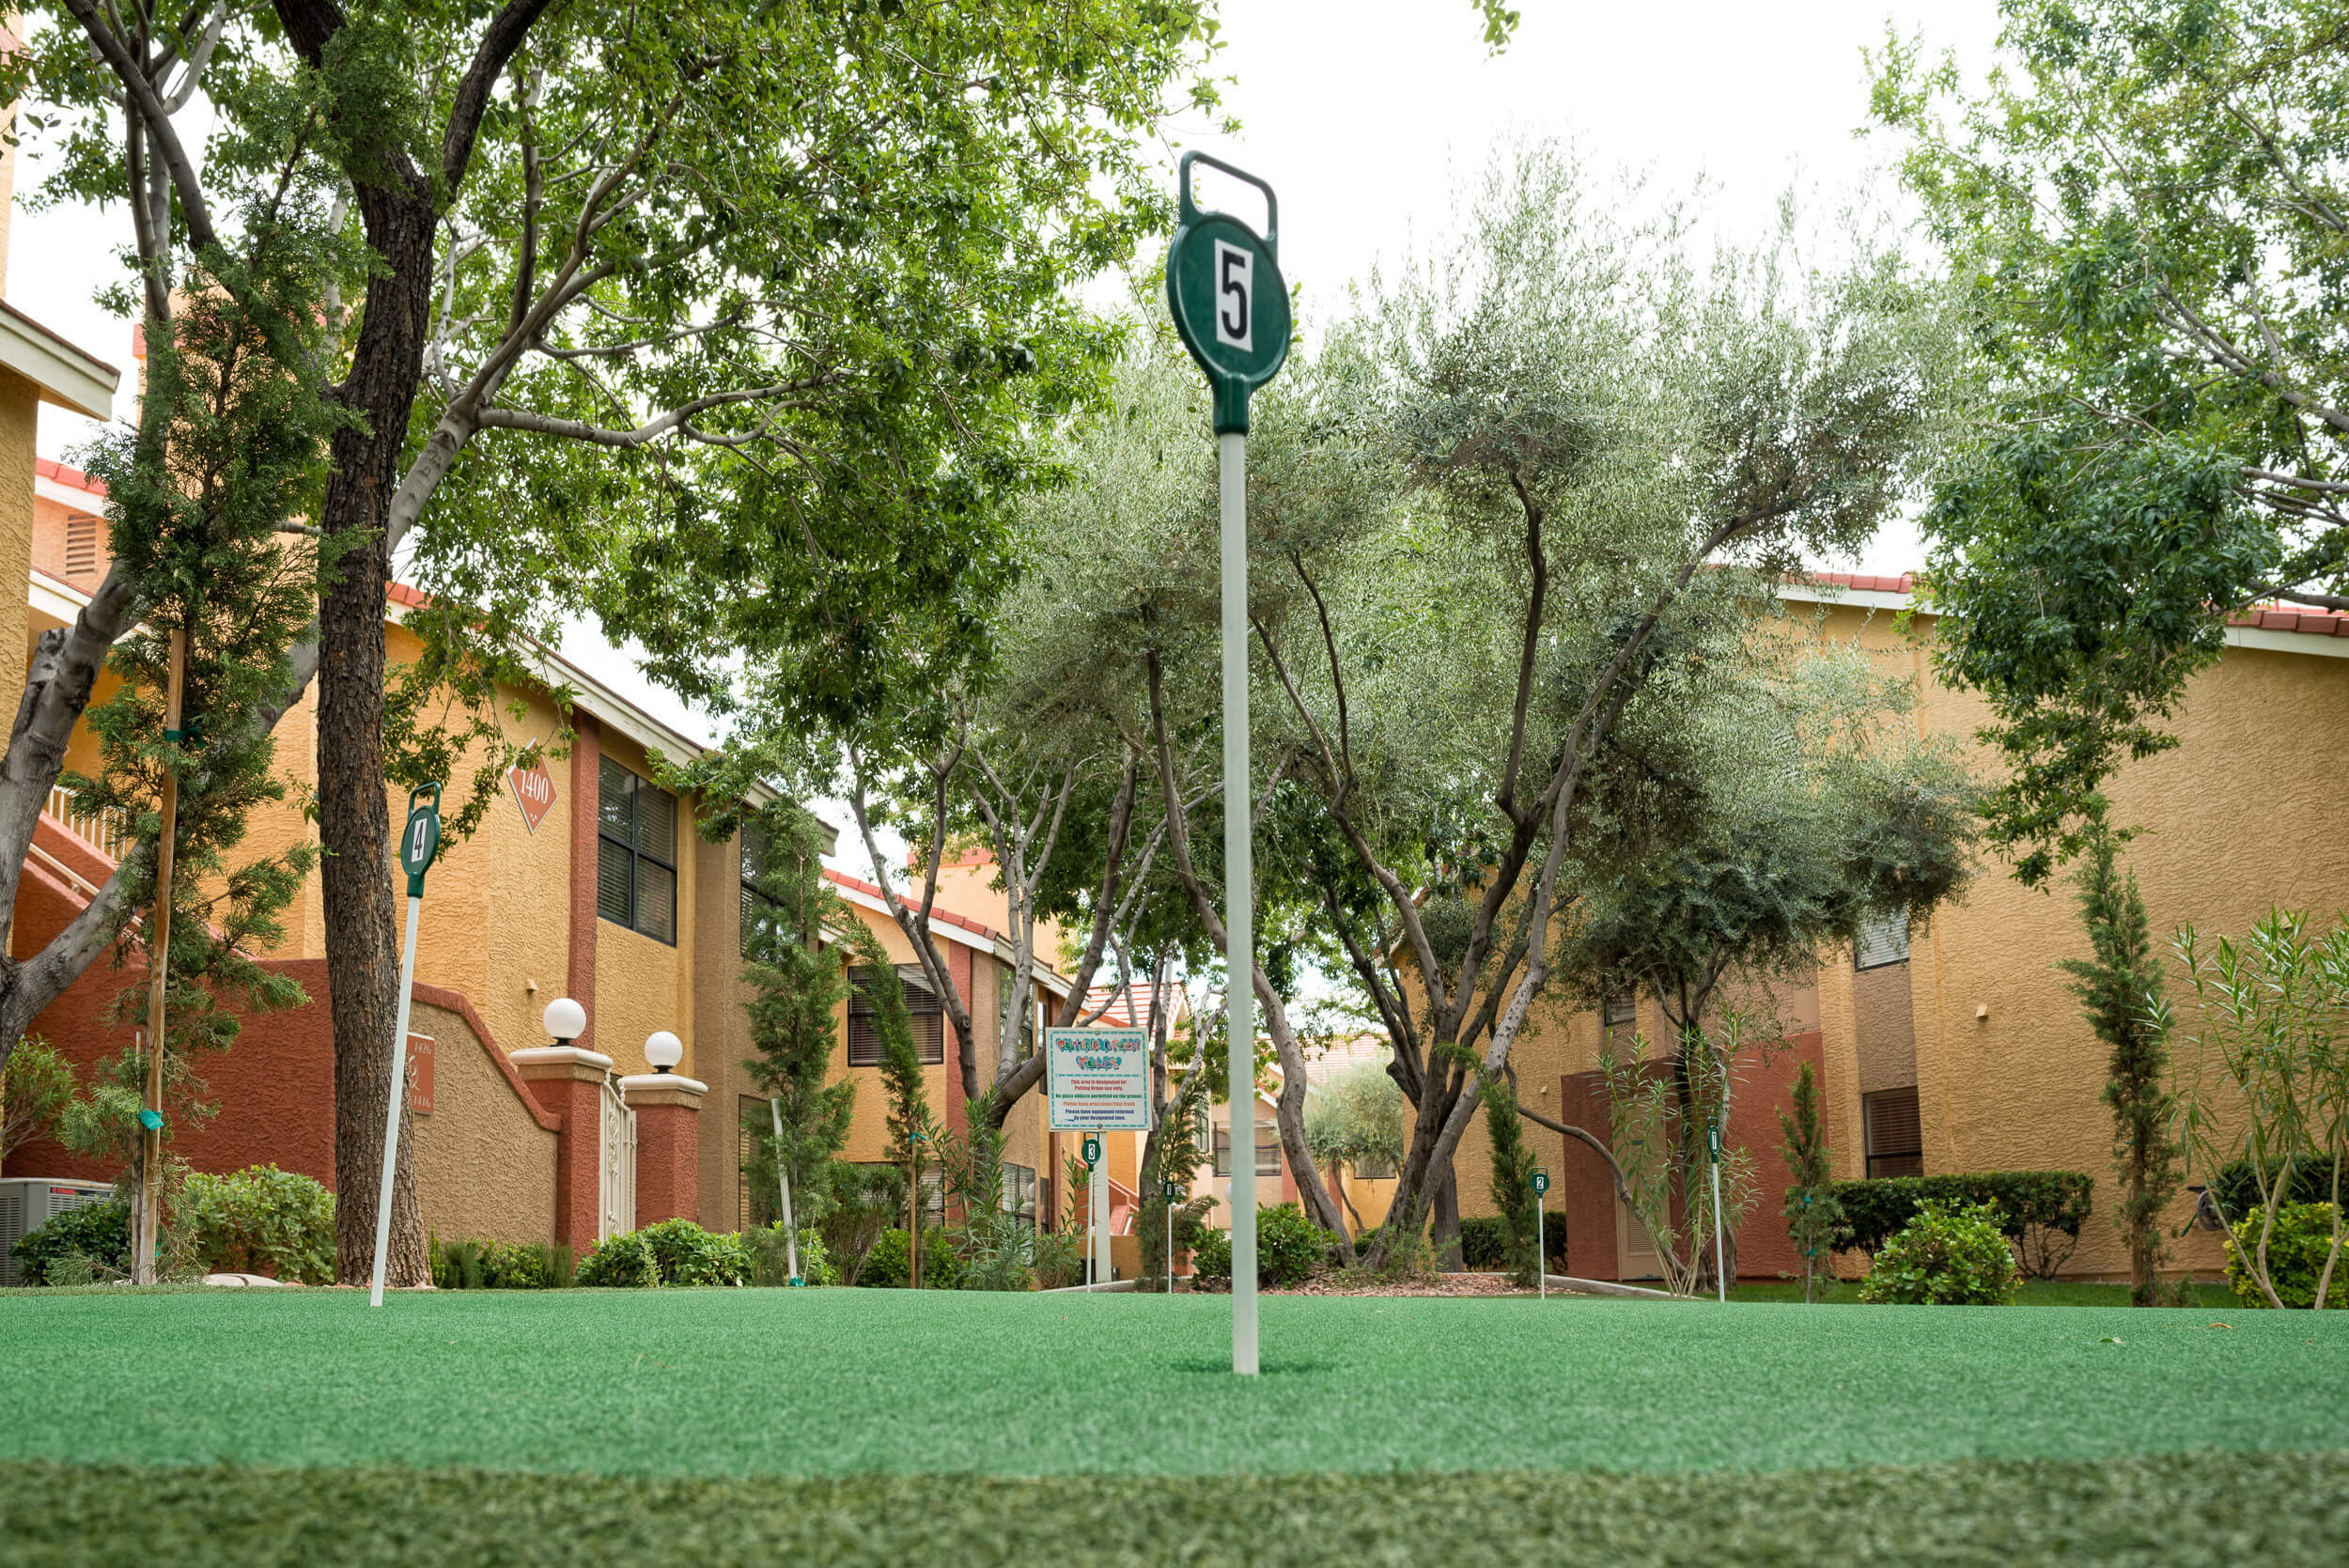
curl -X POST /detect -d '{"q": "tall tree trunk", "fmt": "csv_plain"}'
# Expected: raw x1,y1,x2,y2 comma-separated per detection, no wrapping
1430,1160,1462,1271
321,182,435,1287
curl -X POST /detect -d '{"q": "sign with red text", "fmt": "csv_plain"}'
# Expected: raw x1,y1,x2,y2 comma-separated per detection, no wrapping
407,1032,434,1114
507,754,556,833
1047,1027,1150,1131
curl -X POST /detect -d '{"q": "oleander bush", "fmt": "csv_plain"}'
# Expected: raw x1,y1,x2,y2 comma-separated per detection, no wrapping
179,1165,335,1283
2223,1203,2347,1309
1858,1199,2020,1305
859,1226,964,1289
1032,1228,1085,1291
574,1231,661,1289
8,1199,129,1285
743,1223,834,1286
2209,1159,2341,1224
1834,1171,2092,1278
1458,1213,1569,1273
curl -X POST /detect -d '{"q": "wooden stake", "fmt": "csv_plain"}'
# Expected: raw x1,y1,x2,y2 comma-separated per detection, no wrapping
136,626,186,1286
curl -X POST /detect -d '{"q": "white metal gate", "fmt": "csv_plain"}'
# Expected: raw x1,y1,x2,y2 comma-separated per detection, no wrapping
599,1075,637,1241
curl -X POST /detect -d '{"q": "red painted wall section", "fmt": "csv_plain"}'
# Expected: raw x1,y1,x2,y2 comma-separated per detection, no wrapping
517,1064,606,1250
631,1097,699,1228
567,715,601,1056
1552,1031,1828,1282
1558,1069,1619,1280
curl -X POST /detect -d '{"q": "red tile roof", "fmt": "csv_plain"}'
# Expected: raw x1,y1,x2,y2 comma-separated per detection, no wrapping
35,457,103,496
1798,569,2349,640
822,867,1004,942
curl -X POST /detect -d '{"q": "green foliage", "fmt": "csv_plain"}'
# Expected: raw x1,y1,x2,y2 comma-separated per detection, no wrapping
177,1165,335,1284
852,939,936,1283
859,1227,964,1291
1778,1063,1847,1303
1252,1203,1334,1289
2210,1158,2341,1222
743,1225,834,1288
1596,1020,1763,1296
1302,1061,1408,1220
1481,1078,1542,1287
739,811,857,1234
2058,832,2182,1304
574,1233,661,1290
55,1045,214,1191
2170,909,2349,1310
1188,1225,1231,1283
0,1037,74,1165
1456,1214,1566,1274
1859,1200,2021,1306
1870,0,2349,884
817,1162,904,1288
2225,1203,2348,1310
1032,1228,1086,1292
636,1219,751,1288
1832,1172,2094,1268
8,1200,129,1285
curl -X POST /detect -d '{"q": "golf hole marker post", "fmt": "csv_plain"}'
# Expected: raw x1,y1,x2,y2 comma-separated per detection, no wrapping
1706,1117,1726,1304
1165,150,1291,1376
1048,1025,1149,1290
372,783,442,1307
1531,1168,1551,1300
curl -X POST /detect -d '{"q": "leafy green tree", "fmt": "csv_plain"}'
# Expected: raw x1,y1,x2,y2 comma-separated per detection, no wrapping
1871,0,2349,884
16,0,1224,1282
2057,830,2183,1305
853,938,935,1290
1303,1060,1410,1234
0,1038,75,1167
1777,1061,1844,1304
739,811,857,1270
1481,1076,1541,1288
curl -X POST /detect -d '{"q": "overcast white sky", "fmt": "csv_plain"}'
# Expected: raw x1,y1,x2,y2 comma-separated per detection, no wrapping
8,0,2004,880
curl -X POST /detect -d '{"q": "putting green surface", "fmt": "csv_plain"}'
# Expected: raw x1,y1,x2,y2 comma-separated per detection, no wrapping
3,1287,2343,1476
5,1452,2348,1567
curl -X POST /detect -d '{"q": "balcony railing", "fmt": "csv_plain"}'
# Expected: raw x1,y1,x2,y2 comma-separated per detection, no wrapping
45,784,130,863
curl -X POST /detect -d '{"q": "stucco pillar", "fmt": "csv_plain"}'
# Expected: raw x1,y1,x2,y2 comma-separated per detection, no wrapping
511,1046,613,1249
622,1073,705,1228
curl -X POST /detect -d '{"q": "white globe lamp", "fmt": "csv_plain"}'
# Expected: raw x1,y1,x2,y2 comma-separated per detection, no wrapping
542,997,586,1047
645,1030,683,1075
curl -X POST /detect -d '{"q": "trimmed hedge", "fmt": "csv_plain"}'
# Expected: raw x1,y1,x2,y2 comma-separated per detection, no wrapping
1832,1172,2092,1255
1459,1213,1568,1273
180,1165,336,1283
8,1199,129,1284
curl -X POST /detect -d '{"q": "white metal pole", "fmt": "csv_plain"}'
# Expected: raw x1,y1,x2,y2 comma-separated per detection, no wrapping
1220,428,1257,1375
370,893,423,1307
1538,1203,1547,1302
1091,1156,1106,1288
1167,1196,1174,1296
770,1097,800,1282
1711,1155,1727,1305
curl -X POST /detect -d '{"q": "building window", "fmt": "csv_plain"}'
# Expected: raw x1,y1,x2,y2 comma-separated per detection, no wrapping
1211,1118,1282,1177
739,823,786,960
1603,988,1637,1029
1002,1162,1036,1226
847,965,945,1065
1856,909,1909,970
599,756,677,944
1863,1086,1923,1180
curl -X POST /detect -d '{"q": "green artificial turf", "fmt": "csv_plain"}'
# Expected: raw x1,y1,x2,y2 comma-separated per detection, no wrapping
1727,1279,2240,1309
3,1288,2343,1477
4,1452,2347,1566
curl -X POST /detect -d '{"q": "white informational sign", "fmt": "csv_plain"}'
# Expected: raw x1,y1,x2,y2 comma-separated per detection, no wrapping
1047,1027,1151,1131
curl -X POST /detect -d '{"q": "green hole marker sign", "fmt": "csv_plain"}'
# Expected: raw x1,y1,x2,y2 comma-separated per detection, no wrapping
1162,1181,1181,1203
1705,1120,1722,1165
1165,152,1292,434
1530,1168,1549,1196
397,783,443,899
1081,1134,1101,1170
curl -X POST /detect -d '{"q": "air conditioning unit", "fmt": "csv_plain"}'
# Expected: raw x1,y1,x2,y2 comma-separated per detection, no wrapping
0,1177,116,1286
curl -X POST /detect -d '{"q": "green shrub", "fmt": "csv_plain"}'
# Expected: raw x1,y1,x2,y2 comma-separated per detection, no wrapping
2224,1203,2348,1309
1031,1228,1084,1290
636,1219,750,1287
1832,1172,2092,1275
1189,1225,1230,1282
574,1231,661,1288
2209,1159,2341,1224
1458,1213,1568,1273
1859,1199,2020,1305
179,1165,335,1283
434,1236,573,1289
858,1226,962,1289
1256,1203,1333,1287
10,1200,129,1285
743,1224,833,1286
